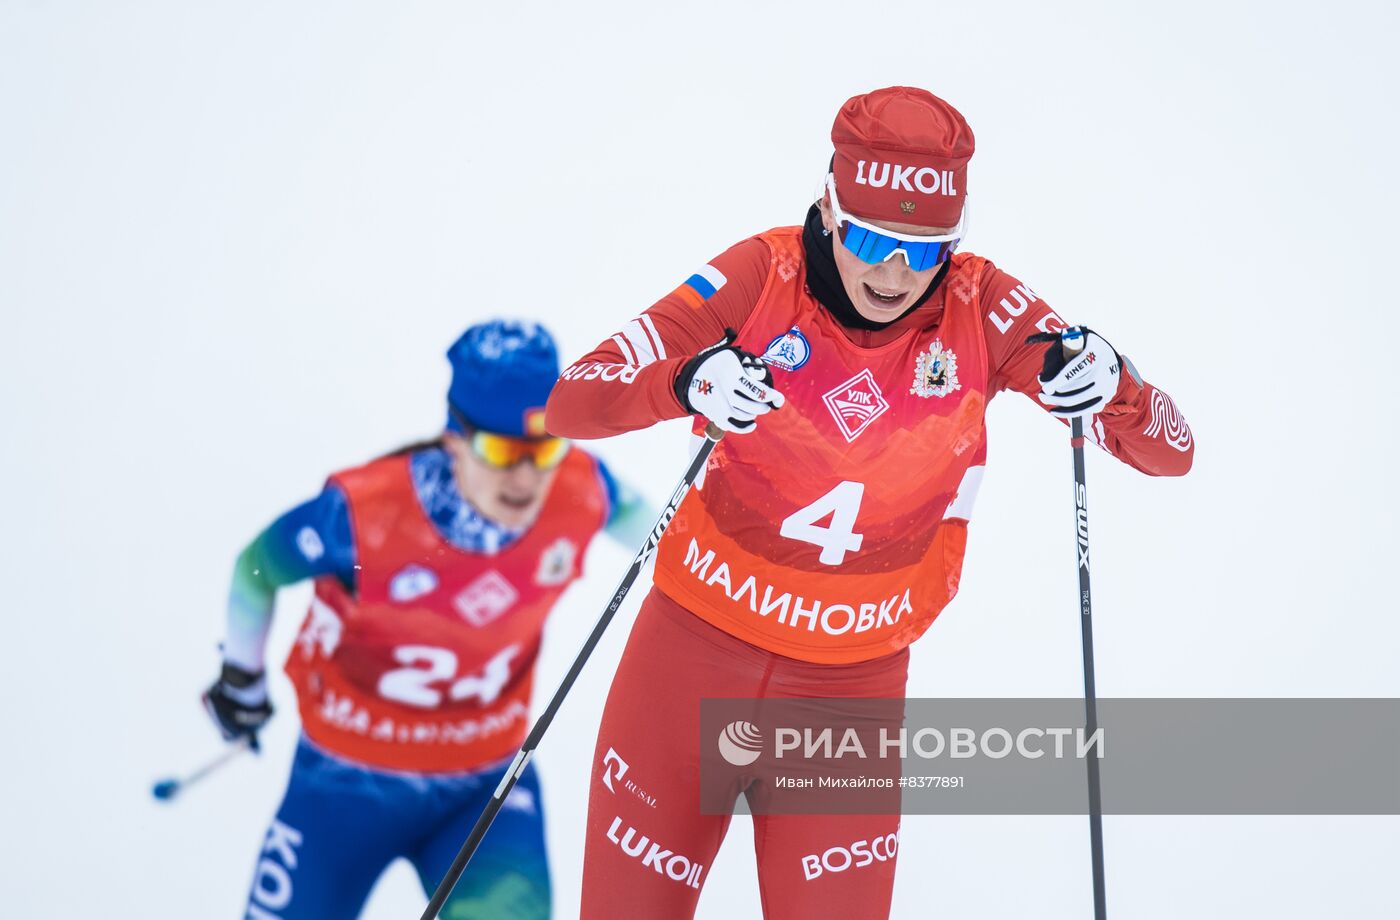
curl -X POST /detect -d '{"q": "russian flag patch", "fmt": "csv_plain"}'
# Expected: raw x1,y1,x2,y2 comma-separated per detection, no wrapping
673,263,728,309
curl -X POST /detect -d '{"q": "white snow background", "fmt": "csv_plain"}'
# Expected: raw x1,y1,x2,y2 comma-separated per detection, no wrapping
2,1,1397,917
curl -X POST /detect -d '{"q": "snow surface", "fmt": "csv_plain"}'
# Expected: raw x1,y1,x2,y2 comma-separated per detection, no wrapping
2,1,1397,917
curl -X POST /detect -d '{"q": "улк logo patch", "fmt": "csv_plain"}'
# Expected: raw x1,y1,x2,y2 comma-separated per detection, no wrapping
822,369,889,442
910,339,961,399
453,570,519,627
762,326,811,372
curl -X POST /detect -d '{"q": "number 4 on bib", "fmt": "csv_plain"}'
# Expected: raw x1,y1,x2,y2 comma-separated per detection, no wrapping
779,481,865,565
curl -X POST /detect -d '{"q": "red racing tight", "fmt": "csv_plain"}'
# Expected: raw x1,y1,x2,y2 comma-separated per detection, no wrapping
581,588,909,919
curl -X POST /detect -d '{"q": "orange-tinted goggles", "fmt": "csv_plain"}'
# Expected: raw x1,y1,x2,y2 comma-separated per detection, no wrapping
468,430,570,470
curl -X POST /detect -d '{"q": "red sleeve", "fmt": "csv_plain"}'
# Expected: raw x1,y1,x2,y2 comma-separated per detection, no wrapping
545,236,771,439
981,262,1195,477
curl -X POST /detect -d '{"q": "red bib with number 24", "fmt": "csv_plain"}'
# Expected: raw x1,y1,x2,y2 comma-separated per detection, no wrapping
284,449,606,772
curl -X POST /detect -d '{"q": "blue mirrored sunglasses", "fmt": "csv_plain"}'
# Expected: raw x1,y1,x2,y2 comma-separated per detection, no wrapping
826,175,964,272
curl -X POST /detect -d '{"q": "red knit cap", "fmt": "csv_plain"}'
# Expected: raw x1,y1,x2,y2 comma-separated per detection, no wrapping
830,86,974,228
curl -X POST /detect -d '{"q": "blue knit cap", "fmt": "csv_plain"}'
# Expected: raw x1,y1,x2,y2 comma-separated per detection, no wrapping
445,320,559,437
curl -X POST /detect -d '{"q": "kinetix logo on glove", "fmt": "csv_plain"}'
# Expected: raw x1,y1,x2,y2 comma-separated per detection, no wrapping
1063,351,1100,379
735,374,770,400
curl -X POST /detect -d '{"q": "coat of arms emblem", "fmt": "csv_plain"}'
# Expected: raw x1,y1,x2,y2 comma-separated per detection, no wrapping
911,339,961,398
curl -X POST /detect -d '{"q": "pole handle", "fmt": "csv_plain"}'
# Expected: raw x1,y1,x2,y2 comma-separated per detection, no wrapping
1024,326,1087,358
1061,327,1086,357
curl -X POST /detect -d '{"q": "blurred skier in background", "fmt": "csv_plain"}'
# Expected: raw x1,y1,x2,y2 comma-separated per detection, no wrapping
203,319,650,920
547,86,1194,918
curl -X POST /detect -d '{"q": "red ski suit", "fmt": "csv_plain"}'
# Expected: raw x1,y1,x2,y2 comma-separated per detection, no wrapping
547,228,1193,918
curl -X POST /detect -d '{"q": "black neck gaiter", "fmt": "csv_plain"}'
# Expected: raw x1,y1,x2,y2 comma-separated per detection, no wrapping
801,203,949,331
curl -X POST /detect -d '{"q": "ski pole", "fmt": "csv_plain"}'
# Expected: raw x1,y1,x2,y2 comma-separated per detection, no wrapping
1028,327,1108,919
419,423,725,920
152,734,256,802
1070,409,1107,920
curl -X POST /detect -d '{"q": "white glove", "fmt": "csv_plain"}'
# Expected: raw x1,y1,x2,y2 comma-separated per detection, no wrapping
1035,327,1121,419
675,329,785,434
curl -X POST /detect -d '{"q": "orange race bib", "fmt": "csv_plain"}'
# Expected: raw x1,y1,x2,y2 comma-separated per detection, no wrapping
654,233,991,664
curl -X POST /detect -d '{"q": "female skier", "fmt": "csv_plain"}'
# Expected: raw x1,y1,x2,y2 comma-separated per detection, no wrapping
546,86,1195,918
203,319,649,920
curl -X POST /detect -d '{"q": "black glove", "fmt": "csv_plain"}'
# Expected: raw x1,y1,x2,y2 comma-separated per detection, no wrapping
673,329,785,433
203,662,273,745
